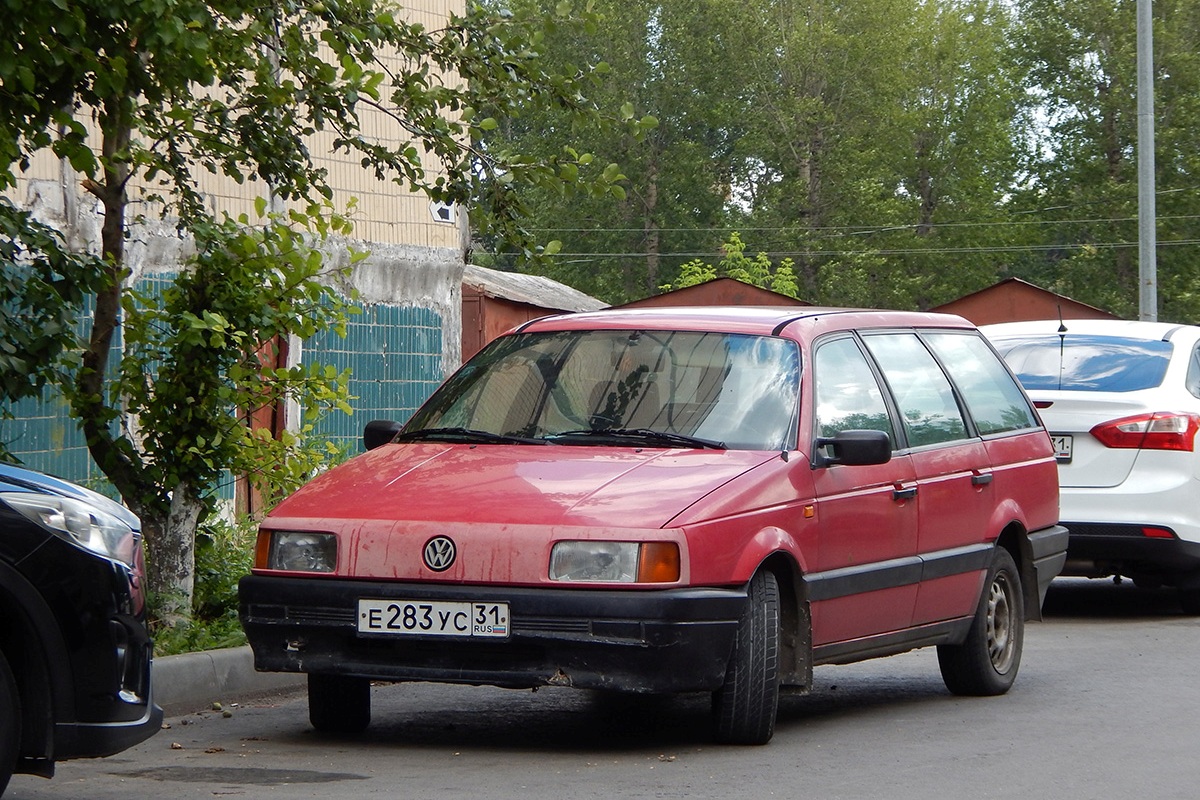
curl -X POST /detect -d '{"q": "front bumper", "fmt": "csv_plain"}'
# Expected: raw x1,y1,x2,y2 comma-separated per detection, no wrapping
239,575,746,694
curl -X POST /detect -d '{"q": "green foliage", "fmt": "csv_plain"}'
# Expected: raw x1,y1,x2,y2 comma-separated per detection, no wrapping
483,0,1039,309
0,203,106,404
1,0,631,242
150,516,256,656
106,204,358,518
663,232,800,299
1011,0,1200,323
478,0,733,301
3,0,625,621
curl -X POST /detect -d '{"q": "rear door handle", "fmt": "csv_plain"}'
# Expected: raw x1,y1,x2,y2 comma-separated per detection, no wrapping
892,485,917,501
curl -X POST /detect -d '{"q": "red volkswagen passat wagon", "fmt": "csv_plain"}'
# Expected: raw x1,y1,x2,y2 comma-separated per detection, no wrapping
240,307,1067,744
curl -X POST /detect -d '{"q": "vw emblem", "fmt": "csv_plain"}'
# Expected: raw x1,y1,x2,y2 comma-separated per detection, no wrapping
423,536,457,572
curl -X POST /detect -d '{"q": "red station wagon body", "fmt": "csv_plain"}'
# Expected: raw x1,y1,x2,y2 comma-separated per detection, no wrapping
241,306,1068,744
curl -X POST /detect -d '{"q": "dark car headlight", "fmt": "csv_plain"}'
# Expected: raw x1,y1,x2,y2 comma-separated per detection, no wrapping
2,492,140,566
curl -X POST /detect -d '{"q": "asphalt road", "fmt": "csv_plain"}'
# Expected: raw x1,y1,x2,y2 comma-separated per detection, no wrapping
8,578,1200,799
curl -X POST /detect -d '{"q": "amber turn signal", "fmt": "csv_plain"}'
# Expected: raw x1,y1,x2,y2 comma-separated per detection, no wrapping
637,542,681,583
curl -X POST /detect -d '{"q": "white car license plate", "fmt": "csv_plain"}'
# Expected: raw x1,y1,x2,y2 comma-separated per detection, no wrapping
357,599,510,638
1051,434,1073,462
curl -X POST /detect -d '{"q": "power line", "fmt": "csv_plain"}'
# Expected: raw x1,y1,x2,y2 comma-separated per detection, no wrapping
532,213,1200,236
536,238,1200,261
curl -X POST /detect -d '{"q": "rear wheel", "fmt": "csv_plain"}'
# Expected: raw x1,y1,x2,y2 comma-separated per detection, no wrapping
308,674,371,734
938,548,1024,696
0,651,19,797
712,570,780,745
1178,586,1200,616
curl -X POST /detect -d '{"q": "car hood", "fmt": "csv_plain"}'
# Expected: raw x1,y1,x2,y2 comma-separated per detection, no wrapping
268,443,779,529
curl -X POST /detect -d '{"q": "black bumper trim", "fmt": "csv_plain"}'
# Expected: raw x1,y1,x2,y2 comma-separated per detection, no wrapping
1062,522,1200,582
239,575,747,694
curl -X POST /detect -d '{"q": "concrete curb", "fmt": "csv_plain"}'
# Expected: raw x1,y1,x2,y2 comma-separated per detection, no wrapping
153,645,305,716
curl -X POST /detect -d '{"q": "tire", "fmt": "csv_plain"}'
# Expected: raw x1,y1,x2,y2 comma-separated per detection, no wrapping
712,570,781,745
938,548,1024,696
1178,586,1200,616
0,651,19,798
308,674,371,734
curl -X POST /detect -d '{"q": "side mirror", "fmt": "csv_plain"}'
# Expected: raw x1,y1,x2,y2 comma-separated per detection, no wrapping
363,419,404,451
814,429,892,467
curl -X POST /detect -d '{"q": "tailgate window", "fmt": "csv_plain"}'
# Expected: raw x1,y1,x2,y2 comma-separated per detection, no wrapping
992,334,1172,392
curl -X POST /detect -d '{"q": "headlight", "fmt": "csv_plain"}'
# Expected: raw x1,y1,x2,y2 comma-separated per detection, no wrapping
549,541,680,583
256,530,337,573
1,492,139,566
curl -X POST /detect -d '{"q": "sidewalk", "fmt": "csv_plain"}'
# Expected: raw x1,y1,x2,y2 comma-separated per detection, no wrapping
153,645,305,716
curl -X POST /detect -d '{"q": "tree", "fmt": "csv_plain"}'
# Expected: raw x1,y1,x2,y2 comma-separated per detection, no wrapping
662,232,800,298
483,0,1037,311
1,0,628,623
729,0,1033,309
479,0,735,304
1012,0,1200,322
0,205,105,433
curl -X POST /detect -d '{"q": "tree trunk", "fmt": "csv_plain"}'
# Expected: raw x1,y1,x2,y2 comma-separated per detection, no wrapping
148,481,205,626
78,105,143,498
642,157,660,296
76,107,199,623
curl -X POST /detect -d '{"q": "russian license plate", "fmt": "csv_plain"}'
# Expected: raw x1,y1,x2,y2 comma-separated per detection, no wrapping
357,599,510,638
1051,434,1073,462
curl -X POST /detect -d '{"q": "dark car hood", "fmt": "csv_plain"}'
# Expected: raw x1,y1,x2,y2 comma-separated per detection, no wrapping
0,462,140,532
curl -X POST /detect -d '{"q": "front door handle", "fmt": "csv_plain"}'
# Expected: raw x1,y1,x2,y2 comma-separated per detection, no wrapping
972,472,994,486
892,484,917,501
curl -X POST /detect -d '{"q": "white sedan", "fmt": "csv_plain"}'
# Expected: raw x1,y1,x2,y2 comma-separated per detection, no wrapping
983,319,1200,612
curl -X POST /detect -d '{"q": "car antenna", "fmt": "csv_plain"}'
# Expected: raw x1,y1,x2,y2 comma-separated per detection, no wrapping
1057,305,1068,390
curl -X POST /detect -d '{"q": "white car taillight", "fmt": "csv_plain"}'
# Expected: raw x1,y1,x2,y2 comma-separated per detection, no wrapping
1089,412,1200,452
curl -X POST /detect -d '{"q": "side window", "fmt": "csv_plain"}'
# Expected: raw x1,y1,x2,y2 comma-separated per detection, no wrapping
862,333,968,447
814,337,897,447
924,332,1039,435
1188,344,1200,400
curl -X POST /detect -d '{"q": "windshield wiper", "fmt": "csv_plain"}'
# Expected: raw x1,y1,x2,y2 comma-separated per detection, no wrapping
545,428,726,450
393,427,550,445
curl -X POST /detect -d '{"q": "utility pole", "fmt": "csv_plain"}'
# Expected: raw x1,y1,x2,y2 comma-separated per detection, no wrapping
1136,0,1157,321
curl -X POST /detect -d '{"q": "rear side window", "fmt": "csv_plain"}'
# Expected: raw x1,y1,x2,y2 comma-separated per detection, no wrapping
991,334,1172,392
862,333,968,447
924,332,1039,435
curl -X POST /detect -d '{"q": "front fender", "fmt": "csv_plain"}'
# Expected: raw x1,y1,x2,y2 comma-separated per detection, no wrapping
729,526,807,584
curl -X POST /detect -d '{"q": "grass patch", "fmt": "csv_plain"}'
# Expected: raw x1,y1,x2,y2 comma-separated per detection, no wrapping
151,516,256,657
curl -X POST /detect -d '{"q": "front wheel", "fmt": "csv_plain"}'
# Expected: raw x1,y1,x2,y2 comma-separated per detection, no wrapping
0,651,19,797
938,548,1024,696
308,674,371,734
712,570,781,745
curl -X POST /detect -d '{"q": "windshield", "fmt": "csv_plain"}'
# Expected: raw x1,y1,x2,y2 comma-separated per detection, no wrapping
991,334,1172,392
404,329,801,450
